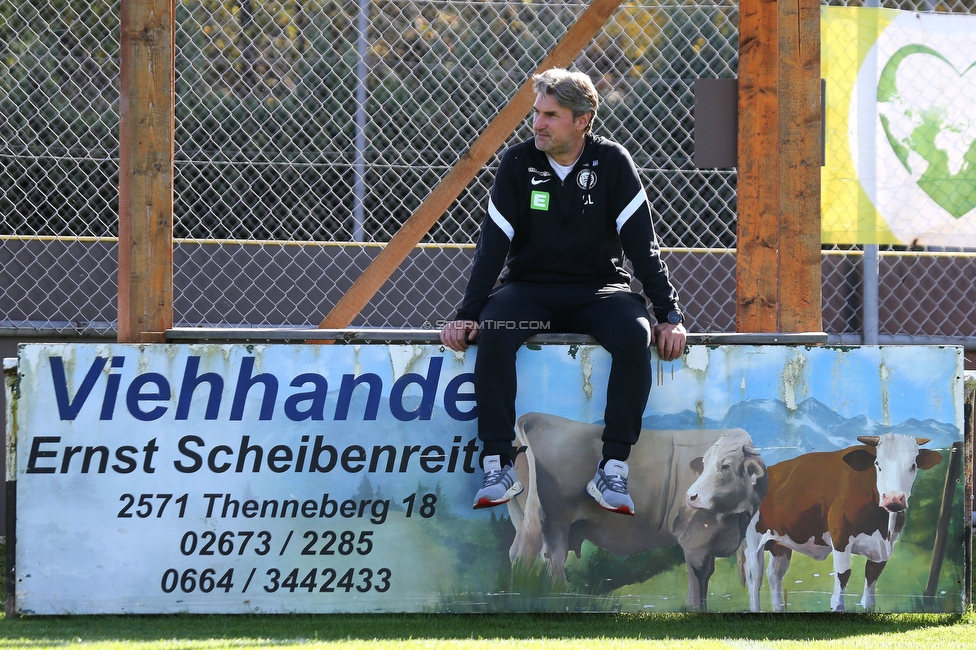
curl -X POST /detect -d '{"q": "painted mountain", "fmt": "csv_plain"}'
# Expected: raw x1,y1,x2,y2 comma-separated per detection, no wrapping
642,397,959,464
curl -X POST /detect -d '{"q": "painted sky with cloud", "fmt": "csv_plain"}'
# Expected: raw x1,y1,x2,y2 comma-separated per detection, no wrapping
512,344,961,429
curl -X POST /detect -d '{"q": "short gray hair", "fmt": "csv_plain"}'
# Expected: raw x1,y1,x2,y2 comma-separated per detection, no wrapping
531,68,599,134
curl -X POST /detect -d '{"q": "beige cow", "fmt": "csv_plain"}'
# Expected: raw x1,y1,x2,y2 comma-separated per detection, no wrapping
507,412,767,610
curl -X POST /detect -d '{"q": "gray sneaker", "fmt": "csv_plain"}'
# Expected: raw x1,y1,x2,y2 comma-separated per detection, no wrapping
586,459,635,515
473,455,523,509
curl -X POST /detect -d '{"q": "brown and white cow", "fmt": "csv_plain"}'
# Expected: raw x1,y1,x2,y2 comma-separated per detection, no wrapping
507,412,767,610
743,434,942,612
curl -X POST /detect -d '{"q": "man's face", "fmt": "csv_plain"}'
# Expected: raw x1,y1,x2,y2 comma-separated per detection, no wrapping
532,93,588,160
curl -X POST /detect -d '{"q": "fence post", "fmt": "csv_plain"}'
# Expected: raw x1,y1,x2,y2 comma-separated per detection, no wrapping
737,0,822,333
118,0,175,343
860,0,881,345
352,0,369,243
737,0,779,333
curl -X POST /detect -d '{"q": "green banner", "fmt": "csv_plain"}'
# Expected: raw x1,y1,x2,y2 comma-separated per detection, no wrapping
822,8,976,245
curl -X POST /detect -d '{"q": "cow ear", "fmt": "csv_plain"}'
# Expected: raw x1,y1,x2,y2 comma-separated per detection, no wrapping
916,449,943,470
914,437,931,446
843,448,876,472
857,435,880,447
690,456,704,475
744,457,765,485
519,416,538,436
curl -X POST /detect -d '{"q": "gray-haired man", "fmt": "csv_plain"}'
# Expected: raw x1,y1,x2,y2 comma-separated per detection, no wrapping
441,68,686,515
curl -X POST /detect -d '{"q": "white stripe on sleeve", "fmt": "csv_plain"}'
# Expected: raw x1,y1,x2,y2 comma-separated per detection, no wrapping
488,198,515,240
615,188,649,233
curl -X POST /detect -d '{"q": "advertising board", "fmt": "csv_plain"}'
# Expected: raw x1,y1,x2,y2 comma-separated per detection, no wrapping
6,343,966,614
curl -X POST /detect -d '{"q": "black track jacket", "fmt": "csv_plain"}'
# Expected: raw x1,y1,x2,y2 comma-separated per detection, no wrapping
455,134,681,323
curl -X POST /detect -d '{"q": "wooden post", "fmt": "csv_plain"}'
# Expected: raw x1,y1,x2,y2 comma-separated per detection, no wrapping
777,0,822,332
736,0,779,333
118,0,175,343
319,0,625,330
737,0,822,333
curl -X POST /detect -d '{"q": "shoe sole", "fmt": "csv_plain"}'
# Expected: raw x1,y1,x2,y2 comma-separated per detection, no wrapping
586,480,635,516
472,481,524,509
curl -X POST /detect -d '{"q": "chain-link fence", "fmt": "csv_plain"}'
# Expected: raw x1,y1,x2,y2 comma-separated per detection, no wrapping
0,0,973,348
821,0,976,347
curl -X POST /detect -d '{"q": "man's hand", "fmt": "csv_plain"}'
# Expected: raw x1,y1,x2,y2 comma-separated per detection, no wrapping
651,322,687,361
440,319,479,351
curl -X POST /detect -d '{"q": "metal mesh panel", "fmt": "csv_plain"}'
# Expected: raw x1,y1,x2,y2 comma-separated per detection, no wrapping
0,1,120,332
0,0,973,347
0,0,740,334
821,0,976,343
170,0,740,330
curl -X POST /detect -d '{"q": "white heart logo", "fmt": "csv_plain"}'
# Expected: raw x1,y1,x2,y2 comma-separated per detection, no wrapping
846,12,976,246
877,44,976,218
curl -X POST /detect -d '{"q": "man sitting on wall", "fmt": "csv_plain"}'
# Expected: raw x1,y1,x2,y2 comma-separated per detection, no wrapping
440,68,686,516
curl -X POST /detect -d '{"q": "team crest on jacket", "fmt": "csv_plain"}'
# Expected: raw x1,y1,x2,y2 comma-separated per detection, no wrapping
577,169,597,190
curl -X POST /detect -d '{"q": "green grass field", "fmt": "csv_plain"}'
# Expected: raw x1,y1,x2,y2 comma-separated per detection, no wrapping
0,611,973,649
3,494,974,650
5,521,976,650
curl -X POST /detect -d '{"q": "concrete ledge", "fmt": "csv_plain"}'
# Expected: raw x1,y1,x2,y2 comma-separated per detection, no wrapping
166,327,830,346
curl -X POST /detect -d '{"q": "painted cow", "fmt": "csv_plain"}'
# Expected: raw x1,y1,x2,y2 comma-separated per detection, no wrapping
743,434,942,612
507,412,767,611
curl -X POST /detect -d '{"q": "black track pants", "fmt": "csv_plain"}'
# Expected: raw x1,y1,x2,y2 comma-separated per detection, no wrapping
473,282,653,464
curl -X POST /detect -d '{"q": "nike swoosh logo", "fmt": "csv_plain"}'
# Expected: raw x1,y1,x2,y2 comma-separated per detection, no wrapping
531,178,548,185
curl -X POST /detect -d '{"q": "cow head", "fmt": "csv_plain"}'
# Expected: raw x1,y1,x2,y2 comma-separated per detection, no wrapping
843,434,943,513
685,431,768,516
